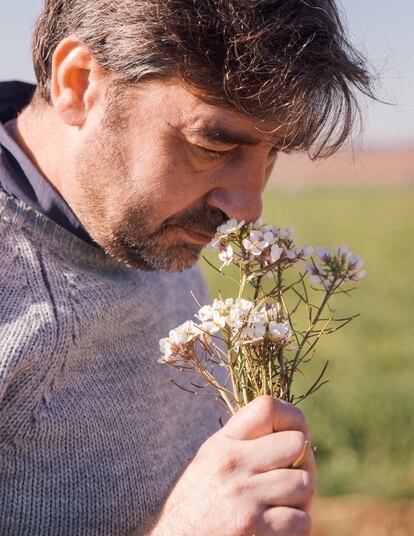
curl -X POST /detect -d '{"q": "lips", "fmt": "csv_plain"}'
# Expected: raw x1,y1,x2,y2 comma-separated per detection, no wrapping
179,227,214,245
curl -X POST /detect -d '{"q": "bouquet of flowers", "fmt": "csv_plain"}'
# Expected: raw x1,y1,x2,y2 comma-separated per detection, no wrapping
158,218,366,417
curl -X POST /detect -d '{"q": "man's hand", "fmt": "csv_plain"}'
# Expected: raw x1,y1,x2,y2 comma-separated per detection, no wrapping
146,395,316,536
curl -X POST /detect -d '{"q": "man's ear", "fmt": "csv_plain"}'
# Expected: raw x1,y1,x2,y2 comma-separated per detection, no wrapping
51,36,107,127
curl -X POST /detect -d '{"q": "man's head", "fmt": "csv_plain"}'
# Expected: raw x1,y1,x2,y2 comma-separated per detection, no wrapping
27,0,372,271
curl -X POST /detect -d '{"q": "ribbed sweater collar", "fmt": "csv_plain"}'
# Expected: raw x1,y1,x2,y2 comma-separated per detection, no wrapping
0,187,125,271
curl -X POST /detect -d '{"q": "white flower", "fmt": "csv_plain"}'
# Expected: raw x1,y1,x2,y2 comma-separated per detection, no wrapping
249,321,266,339
158,323,200,363
243,230,273,256
169,320,199,345
253,217,264,230
284,243,313,262
269,321,292,342
196,299,240,334
235,298,254,314
256,305,278,323
226,299,255,329
297,244,313,260
239,320,266,343
262,224,278,234
312,244,366,285
278,227,295,240
212,298,234,311
345,253,366,282
218,245,234,267
253,217,278,235
216,219,245,236
315,247,332,263
196,304,214,323
208,219,244,251
235,303,285,344
207,238,221,251
254,306,267,323
307,247,366,286
197,299,232,321
338,244,350,259
263,231,277,245
159,337,174,360
349,269,367,281
302,244,314,258
201,309,227,334
284,247,297,260
243,231,273,256
306,262,326,285
226,310,244,329
348,254,364,272
270,244,284,262
306,262,323,274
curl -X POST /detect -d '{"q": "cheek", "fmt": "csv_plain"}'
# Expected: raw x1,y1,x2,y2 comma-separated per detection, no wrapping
128,146,212,218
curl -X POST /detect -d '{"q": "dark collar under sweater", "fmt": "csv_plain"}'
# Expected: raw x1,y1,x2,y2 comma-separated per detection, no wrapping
0,80,95,245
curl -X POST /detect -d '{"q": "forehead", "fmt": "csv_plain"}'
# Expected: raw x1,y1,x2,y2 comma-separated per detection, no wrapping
184,94,291,146
126,79,292,145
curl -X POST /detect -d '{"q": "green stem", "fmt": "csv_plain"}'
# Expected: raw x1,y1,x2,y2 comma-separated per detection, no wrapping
228,349,242,408
238,274,247,300
262,366,267,396
287,281,336,396
253,275,263,301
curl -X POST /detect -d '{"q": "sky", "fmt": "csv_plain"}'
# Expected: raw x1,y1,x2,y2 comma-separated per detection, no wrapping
0,0,413,149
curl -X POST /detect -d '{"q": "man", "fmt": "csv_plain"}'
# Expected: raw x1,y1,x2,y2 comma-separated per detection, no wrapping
0,1,371,534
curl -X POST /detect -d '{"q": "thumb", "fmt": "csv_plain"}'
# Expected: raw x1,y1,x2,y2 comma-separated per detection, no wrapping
220,395,307,440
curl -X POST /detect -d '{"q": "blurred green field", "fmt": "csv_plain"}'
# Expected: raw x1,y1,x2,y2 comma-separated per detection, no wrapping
201,188,414,499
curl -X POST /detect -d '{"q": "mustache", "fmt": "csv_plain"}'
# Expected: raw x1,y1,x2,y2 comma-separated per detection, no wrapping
160,205,227,236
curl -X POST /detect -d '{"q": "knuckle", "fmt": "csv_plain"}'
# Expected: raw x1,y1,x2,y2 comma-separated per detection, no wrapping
254,394,276,417
232,474,252,497
293,406,307,431
280,401,308,433
265,508,311,536
216,447,242,476
236,504,263,534
197,435,241,475
290,430,307,453
299,470,315,498
297,511,312,535
284,510,312,536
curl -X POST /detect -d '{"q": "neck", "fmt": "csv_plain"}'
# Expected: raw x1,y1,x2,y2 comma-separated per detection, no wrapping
14,98,67,193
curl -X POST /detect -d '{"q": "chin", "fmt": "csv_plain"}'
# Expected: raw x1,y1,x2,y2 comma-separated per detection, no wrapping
105,241,202,272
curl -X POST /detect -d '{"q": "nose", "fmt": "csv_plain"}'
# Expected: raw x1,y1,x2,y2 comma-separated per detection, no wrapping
206,188,263,223
206,159,267,223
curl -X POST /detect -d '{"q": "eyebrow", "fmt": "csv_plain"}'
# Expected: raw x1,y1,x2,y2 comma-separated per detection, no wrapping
190,123,262,146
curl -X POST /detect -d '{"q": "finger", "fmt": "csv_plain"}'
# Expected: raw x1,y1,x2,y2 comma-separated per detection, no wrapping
242,431,317,477
220,395,308,440
249,469,315,512
261,506,312,536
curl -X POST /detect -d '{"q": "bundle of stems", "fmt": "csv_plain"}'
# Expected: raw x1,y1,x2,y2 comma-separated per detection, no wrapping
159,219,365,416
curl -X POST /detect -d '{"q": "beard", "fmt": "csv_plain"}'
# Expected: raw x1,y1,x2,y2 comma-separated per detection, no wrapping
68,119,226,272
106,204,227,272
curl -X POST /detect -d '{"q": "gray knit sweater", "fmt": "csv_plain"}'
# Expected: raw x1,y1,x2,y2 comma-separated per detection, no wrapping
0,188,224,535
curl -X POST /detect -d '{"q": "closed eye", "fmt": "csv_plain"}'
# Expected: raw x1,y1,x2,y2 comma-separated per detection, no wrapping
193,144,232,160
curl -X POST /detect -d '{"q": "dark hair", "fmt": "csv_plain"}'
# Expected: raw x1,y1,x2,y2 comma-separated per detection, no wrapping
32,0,374,157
